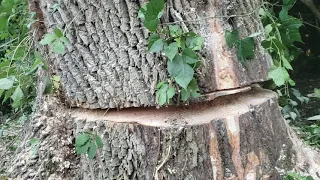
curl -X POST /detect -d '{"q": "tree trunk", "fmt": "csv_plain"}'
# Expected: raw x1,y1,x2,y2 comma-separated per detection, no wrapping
37,0,271,109
9,88,320,179
8,0,320,179
73,88,295,180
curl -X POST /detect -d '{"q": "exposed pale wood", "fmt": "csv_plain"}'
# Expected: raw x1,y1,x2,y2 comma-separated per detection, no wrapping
8,90,320,179
71,88,295,179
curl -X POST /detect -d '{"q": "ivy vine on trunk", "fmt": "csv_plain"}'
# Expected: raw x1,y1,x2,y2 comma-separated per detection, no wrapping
138,0,203,106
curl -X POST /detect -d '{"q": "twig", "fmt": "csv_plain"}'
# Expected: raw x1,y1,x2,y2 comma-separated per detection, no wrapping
88,159,96,180
63,10,83,35
158,2,266,26
7,35,31,77
303,21,320,31
154,133,172,180
32,159,45,180
136,2,265,31
102,108,110,116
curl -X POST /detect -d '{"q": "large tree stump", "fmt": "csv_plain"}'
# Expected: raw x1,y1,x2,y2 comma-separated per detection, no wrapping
8,90,320,180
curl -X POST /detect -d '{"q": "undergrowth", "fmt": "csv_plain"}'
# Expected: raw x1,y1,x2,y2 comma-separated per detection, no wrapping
0,0,38,176
261,0,320,150
0,0,41,115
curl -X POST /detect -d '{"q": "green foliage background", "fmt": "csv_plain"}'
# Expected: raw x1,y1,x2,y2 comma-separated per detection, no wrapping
0,0,40,114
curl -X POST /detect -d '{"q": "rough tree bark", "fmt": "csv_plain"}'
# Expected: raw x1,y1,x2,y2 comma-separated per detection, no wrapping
8,0,320,179
37,0,271,109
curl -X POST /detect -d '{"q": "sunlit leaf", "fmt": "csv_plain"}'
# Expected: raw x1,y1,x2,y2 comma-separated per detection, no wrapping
52,41,65,54
268,66,289,86
0,77,14,90
40,33,56,45
164,42,178,61
75,133,90,147
148,33,164,53
11,86,24,102
307,115,320,121
87,140,97,159
169,25,183,37
95,135,103,148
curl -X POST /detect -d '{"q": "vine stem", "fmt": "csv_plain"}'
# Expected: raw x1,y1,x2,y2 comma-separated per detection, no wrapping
154,133,172,180
137,2,266,30
159,2,265,26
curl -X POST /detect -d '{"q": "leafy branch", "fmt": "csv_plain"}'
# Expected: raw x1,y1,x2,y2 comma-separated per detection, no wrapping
225,30,256,63
260,0,303,94
0,0,42,111
40,27,68,54
139,0,203,106
75,132,103,160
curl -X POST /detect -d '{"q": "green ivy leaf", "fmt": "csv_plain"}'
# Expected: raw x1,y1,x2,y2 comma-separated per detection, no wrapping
156,81,165,89
225,30,255,62
186,35,204,51
40,33,56,45
52,41,65,54
0,16,8,31
306,176,315,180
262,37,287,52
189,79,201,98
175,63,194,90
164,42,178,61
43,75,53,94
282,0,296,10
288,79,296,86
76,140,90,154
141,0,164,32
181,89,190,102
26,54,42,75
54,27,63,38
225,30,239,47
50,0,61,12
166,88,175,103
0,89,4,98
29,138,40,146
280,16,302,46
148,33,164,53
169,25,183,37
168,55,194,89
312,88,320,98
88,140,97,159
95,135,103,148
53,75,61,82
264,24,273,36
0,77,14,90
180,79,201,102
29,138,40,157
145,18,159,32
191,91,201,98
236,37,255,62
182,48,199,64
268,66,290,86
138,5,147,20
281,55,293,70
157,83,168,106
2,88,12,104
168,55,183,78
76,133,90,147
11,86,24,102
